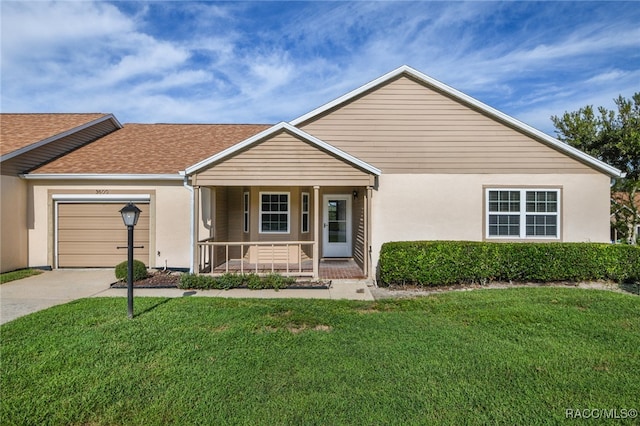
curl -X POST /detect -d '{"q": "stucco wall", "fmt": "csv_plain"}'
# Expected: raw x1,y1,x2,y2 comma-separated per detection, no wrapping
1,176,28,272
27,180,192,269
370,173,611,273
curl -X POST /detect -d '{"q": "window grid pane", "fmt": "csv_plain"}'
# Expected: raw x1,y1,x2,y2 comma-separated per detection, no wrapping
488,214,520,236
488,191,520,212
526,215,557,237
526,191,558,213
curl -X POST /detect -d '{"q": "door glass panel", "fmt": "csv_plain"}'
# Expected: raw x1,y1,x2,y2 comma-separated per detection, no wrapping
327,200,347,243
329,222,347,242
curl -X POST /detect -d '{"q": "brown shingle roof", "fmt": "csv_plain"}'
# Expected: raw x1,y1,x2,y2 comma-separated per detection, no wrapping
1,113,108,157
32,123,271,174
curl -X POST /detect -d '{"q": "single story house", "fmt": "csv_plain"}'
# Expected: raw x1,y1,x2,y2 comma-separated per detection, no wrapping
1,66,623,279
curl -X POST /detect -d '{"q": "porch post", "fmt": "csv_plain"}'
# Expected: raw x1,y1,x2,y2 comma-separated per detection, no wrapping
366,186,373,280
193,185,200,274
313,185,320,279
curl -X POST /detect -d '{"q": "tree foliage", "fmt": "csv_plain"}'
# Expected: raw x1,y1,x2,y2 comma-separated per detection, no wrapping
551,93,640,243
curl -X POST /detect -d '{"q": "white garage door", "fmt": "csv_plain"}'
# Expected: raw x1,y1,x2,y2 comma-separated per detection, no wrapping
57,202,150,268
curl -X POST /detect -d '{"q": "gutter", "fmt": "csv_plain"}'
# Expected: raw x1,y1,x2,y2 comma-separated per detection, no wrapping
20,173,184,181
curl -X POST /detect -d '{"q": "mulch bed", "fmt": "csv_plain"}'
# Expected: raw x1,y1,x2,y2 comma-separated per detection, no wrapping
110,271,181,289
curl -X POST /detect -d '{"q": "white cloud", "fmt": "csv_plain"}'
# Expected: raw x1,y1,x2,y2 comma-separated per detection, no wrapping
95,35,191,86
242,52,295,97
1,1,133,62
1,0,638,133
585,70,631,84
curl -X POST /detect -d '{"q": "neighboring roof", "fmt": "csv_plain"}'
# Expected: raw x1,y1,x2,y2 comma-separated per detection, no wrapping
0,113,117,158
612,191,640,217
30,123,271,175
291,65,624,178
185,122,382,176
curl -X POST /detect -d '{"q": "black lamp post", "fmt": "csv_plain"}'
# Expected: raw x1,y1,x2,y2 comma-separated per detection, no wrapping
120,203,141,319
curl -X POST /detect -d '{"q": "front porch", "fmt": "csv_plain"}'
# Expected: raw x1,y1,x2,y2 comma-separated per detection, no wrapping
185,122,381,280
194,185,373,279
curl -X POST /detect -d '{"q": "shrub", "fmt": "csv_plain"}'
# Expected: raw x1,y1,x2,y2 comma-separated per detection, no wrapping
178,272,296,290
215,273,244,290
179,274,216,290
244,273,263,289
378,241,640,287
262,273,295,290
115,260,148,282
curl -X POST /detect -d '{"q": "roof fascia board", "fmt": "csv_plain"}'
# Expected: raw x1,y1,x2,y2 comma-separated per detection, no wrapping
184,122,381,176
290,65,623,178
20,173,183,181
1,114,122,162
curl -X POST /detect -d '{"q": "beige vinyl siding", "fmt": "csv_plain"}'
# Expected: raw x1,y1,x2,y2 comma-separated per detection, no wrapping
246,245,304,264
352,188,366,270
1,120,118,176
195,131,373,186
300,76,596,174
227,188,244,242
57,202,149,267
214,188,230,263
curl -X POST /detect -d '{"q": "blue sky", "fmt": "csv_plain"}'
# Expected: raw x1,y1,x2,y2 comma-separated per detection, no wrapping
2,1,639,136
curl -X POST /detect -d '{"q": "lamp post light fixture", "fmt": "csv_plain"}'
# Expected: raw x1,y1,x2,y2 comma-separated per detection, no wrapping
119,202,141,319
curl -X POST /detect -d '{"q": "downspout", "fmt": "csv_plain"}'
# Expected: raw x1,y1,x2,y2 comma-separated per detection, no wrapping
181,172,195,273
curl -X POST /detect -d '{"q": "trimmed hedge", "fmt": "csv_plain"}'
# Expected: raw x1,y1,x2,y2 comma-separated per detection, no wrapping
379,241,640,287
179,273,296,290
114,260,148,282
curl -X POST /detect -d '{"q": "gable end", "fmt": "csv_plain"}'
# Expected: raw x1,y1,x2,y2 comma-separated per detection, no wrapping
193,128,376,187
293,66,622,177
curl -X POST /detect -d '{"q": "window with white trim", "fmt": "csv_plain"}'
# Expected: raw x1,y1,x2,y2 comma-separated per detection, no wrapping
260,192,289,233
301,192,310,233
243,192,249,233
486,189,560,239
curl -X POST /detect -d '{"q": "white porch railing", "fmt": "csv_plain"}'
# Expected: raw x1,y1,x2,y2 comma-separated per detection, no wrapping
197,239,316,277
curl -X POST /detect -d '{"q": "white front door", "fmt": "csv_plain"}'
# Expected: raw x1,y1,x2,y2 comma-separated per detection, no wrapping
322,195,352,258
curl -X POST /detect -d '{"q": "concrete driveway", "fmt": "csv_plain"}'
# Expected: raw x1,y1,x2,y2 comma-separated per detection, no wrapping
0,269,115,325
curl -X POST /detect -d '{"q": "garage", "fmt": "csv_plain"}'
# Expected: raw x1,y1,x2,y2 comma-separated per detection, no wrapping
56,199,150,268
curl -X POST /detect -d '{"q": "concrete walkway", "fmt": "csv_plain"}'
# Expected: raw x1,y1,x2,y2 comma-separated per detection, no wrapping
98,279,374,301
1,270,374,325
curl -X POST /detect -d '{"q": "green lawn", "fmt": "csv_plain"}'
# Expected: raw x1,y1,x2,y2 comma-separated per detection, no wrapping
0,268,42,284
1,288,639,425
